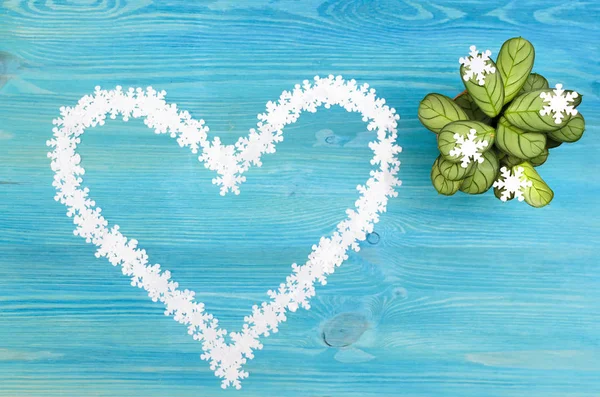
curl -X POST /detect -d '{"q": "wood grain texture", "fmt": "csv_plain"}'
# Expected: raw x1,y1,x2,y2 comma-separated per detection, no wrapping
0,1,599,396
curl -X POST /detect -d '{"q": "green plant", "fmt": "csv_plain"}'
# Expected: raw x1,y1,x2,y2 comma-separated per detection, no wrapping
418,37,585,208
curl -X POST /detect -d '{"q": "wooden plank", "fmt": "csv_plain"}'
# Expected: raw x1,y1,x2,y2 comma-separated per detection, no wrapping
0,1,599,396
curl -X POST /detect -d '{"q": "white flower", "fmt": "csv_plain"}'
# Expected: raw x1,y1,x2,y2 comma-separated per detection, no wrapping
493,166,533,202
540,83,579,124
449,128,489,168
459,45,496,86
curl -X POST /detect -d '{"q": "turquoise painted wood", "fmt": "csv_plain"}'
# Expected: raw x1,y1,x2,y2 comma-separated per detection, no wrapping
1,1,599,396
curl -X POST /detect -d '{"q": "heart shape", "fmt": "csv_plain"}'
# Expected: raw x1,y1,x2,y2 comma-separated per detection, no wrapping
47,75,402,389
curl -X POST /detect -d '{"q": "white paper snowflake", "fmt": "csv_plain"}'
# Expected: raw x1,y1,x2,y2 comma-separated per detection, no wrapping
539,83,579,124
47,75,402,389
449,128,489,168
493,166,532,202
459,45,496,86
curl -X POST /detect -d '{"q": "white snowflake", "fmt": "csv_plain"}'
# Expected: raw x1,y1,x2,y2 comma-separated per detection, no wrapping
493,166,533,202
368,136,402,167
459,45,496,86
46,76,403,389
540,83,579,124
449,128,489,168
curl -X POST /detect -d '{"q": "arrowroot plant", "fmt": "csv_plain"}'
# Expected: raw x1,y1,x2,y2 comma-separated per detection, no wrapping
418,37,585,208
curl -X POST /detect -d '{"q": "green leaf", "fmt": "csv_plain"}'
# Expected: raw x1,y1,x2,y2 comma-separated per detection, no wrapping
494,185,513,201
461,62,505,117
530,148,549,167
496,116,546,159
546,136,562,149
519,73,549,94
572,93,583,108
454,91,492,123
438,120,495,163
418,93,469,133
515,162,554,208
496,37,535,103
431,157,460,195
438,156,473,181
547,113,585,143
459,150,499,194
501,154,526,168
504,89,575,132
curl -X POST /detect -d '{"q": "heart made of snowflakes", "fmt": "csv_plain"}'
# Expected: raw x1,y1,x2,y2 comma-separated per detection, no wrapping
47,75,402,389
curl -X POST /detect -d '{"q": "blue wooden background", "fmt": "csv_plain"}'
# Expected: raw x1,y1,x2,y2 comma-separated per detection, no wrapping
1,1,599,396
